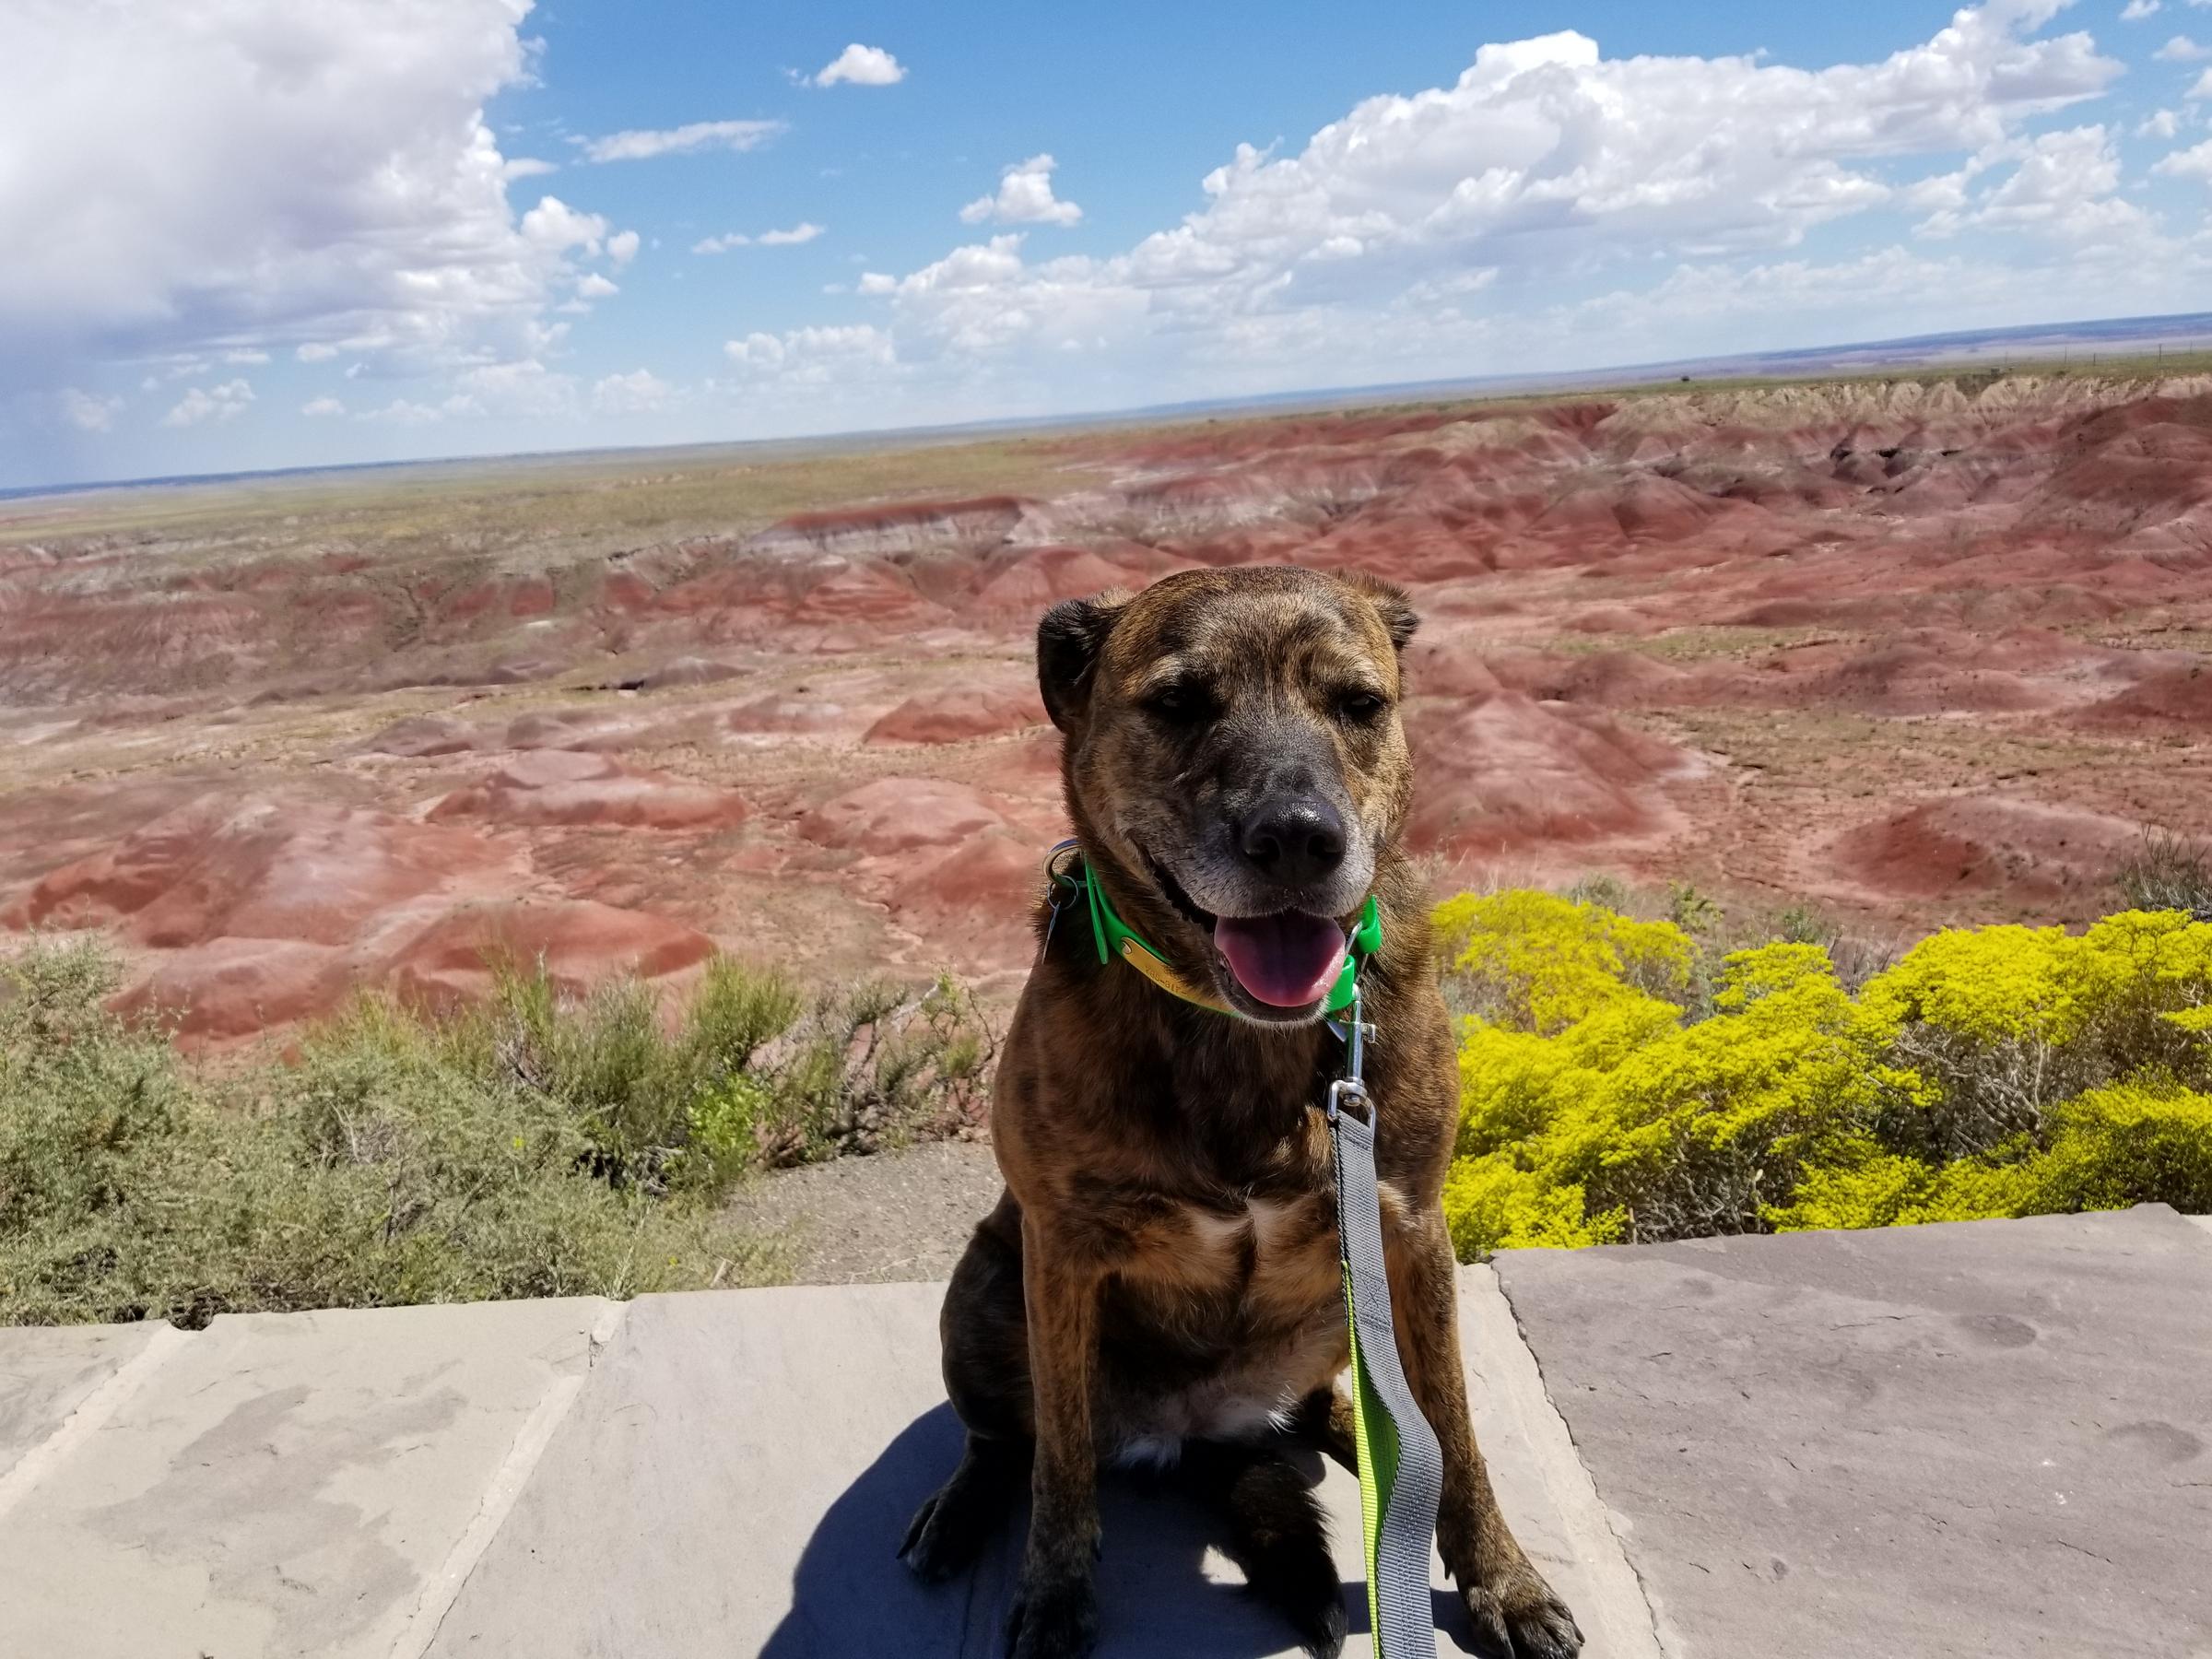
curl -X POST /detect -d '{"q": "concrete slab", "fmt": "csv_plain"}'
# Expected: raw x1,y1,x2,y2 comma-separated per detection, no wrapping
1460,1268,1663,1659
1491,1206,2212,1659
420,1278,1646,1658
0,1296,618,1659
0,1321,182,1499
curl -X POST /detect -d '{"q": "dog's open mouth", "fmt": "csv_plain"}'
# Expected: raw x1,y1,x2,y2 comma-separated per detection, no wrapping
1142,851,1347,1009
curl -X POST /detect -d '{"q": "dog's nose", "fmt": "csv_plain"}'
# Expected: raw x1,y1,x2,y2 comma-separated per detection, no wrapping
1237,795,1347,887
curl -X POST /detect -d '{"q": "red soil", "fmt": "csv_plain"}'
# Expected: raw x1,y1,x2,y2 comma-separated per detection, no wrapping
2070,663,2212,731
429,752,750,831
8,372,2212,1039
1829,797,2143,909
865,686,1048,745
386,900,717,1014
798,779,1009,857
1404,695,1687,856
8,797,503,950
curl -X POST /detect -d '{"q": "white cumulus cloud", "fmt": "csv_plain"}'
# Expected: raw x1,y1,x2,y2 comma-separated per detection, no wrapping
575,273,619,300
59,388,122,431
724,324,898,388
520,195,610,253
2155,32,2212,57
0,0,587,385
160,378,254,428
812,44,905,87
806,3,2152,425
959,156,1083,227
2153,134,2212,175
2123,0,2161,17
301,396,346,418
455,358,577,418
592,369,673,413
606,229,640,266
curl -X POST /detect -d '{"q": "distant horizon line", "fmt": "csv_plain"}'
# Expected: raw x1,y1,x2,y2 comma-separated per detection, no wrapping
11,306,2212,508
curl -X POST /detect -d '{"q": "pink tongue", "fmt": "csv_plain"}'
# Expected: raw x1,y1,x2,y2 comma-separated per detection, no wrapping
1212,912,1347,1007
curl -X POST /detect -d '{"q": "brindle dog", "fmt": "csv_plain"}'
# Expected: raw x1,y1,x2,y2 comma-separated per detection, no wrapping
900,566,1582,1659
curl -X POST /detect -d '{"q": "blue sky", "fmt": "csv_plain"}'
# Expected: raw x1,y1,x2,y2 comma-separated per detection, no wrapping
6,0,2211,488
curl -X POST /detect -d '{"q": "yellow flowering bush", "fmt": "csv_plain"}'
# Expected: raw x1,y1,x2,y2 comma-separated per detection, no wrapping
1439,894,2212,1257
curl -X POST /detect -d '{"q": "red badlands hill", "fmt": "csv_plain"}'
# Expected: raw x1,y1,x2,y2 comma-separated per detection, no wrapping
5,371,2211,1040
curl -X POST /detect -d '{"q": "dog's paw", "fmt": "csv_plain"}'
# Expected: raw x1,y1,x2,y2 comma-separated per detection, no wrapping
1283,1590,1347,1659
1005,1570,1099,1659
1234,1513,1344,1658
900,1447,1018,1583
1462,1566,1583,1659
899,1486,968,1582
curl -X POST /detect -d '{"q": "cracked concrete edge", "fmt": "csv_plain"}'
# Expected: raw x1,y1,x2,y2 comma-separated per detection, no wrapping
0,1322,192,1525
1462,1265,1668,1659
387,1299,630,1659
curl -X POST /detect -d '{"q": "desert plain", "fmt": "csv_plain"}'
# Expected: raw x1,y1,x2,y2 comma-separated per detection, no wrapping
5,366,2211,1043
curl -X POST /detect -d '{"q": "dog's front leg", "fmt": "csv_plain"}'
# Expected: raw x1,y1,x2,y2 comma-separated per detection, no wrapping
1008,1214,1102,1659
1388,1209,1584,1658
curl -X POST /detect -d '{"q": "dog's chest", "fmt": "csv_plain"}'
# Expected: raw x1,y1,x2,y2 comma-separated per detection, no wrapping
1105,1191,1350,1457
1119,1182,1335,1296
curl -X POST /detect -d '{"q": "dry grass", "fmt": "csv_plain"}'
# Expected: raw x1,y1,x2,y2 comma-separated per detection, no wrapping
1,433,1079,557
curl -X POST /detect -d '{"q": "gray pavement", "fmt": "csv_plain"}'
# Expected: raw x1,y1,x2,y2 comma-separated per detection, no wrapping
1492,1206,2212,1659
0,1206,2206,1658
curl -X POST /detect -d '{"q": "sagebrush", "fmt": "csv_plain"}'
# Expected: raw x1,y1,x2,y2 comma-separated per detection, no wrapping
0,941,994,1325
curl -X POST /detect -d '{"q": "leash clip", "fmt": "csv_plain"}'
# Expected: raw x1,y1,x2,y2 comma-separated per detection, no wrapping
1324,983,1371,1123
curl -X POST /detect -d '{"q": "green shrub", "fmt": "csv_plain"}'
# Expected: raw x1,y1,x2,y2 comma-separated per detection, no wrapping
1439,891,2212,1257
0,937,993,1326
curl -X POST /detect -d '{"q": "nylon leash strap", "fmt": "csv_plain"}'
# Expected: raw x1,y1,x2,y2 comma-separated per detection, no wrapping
1328,986,1443,1659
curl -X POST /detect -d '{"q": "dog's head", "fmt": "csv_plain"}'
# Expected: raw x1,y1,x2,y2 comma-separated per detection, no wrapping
1039,565,1418,1025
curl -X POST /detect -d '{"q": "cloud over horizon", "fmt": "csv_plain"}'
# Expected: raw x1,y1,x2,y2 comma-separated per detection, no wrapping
730,0,2197,426
8,0,2212,488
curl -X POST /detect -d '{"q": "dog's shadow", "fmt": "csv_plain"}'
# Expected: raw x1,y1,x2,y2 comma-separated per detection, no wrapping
757,1404,1483,1658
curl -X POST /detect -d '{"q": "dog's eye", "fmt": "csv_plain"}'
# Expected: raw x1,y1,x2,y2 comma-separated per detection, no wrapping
1144,682,1214,724
1337,689,1386,723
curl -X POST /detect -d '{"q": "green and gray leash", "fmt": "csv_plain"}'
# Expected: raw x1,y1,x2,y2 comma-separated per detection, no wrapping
1044,843,1442,1656
1326,984,1443,1659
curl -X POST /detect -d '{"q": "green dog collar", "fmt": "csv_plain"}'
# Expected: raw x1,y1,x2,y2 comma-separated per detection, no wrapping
1044,839,1380,1017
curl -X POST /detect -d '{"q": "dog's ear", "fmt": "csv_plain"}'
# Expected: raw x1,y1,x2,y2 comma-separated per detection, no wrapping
1037,590,1131,732
1347,572,1419,652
